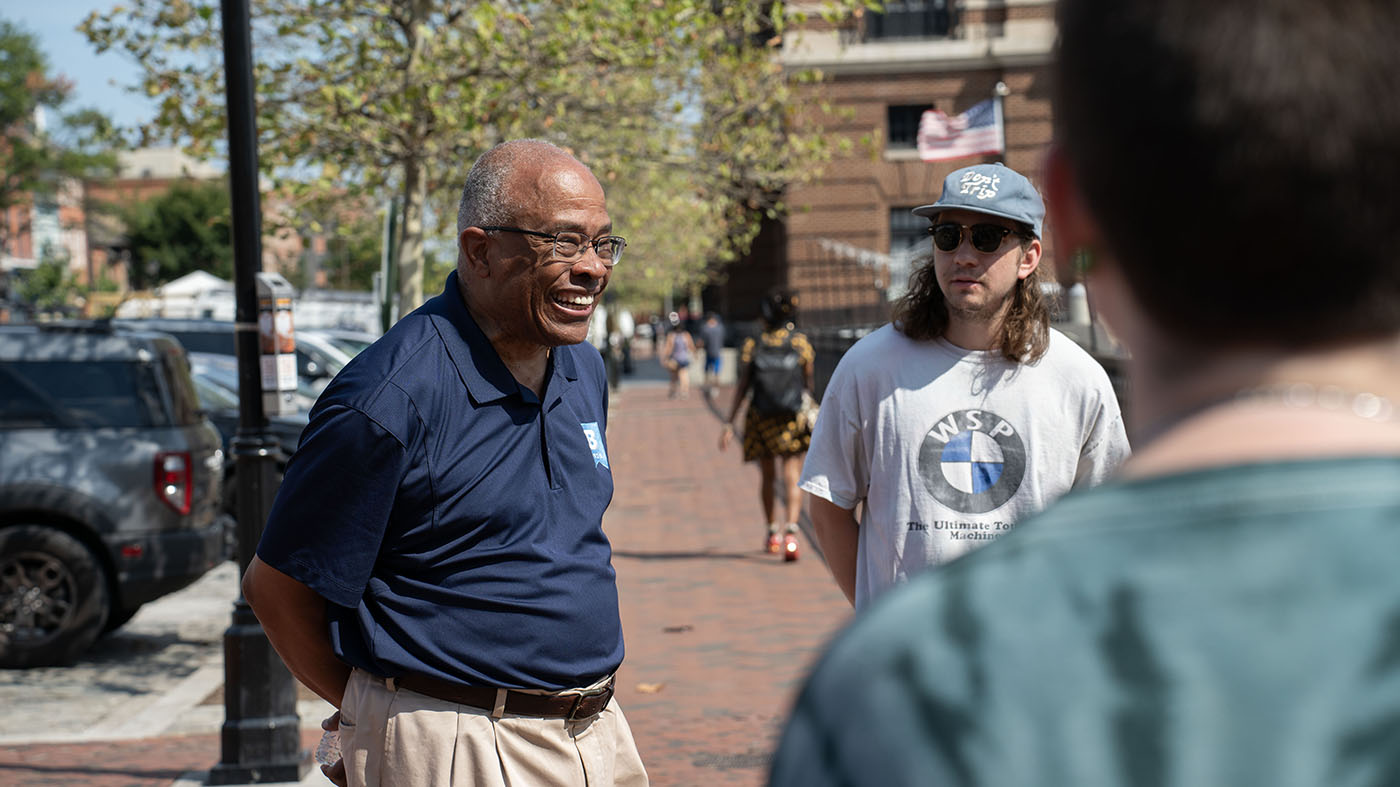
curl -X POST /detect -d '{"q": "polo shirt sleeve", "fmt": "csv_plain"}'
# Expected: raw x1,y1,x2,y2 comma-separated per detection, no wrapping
256,403,409,608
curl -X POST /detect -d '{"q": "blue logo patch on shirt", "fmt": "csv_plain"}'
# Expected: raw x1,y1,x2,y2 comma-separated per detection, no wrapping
580,422,609,469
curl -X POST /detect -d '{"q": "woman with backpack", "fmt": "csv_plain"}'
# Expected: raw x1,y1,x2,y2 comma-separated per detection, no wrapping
719,289,816,561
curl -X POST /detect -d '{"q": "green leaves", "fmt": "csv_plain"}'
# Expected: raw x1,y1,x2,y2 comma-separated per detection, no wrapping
120,179,235,288
81,0,869,310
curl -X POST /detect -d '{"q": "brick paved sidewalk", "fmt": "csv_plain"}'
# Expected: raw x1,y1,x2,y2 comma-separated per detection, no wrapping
0,729,325,787
606,379,852,786
0,364,852,787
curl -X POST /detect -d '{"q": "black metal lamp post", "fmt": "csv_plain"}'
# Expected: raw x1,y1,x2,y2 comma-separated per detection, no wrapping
207,0,309,782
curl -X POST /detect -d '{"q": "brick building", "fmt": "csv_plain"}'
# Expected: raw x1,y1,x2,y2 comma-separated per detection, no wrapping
712,0,1057,335
85,148,305,285
81,147,227,293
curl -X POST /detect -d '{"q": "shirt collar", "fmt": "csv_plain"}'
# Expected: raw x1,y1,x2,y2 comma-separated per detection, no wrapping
430,271,578,406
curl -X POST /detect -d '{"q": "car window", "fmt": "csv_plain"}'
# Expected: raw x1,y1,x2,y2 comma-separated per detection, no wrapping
192,374,239,410
190,354,320,412
0,361,164,428
297,343,344,379
158,349,208,426
168,331,237,355
0,366,71,428
325,336,372,356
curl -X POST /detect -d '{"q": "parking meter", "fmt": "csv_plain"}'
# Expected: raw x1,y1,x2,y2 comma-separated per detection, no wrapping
256,272,298,416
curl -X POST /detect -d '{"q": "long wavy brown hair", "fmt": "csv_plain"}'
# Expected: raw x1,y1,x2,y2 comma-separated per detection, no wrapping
891,241,1051,363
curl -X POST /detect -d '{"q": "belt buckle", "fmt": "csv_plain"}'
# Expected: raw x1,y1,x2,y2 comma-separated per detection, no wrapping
566,681,614,721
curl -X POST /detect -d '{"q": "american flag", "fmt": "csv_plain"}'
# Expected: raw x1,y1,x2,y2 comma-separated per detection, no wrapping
917,98,1003,162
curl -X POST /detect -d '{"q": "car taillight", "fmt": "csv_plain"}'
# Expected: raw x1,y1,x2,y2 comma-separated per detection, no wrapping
155,451,193,515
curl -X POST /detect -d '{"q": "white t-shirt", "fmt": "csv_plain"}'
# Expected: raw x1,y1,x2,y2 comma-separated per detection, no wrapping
586,304,608,350
800,324,1130,609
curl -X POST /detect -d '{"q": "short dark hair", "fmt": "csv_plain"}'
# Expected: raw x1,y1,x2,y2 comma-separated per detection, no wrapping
457,139,571,233
1055,0,1400,347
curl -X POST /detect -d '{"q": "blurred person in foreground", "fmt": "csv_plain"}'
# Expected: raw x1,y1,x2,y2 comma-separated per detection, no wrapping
771,0,1400,784
801,162,1129,610
243,139,647,787
720,289,816,560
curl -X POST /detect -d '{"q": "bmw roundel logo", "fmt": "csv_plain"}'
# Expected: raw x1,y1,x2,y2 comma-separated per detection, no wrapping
917,409,1026,514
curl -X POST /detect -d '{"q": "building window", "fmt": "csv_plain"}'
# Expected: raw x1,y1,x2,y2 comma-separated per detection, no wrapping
867,1,954,40
888,105,933,150
888,207,930,299
890,207,928,260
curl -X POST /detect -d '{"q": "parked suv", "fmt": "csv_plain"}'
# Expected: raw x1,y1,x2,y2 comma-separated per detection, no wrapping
0,323,227,667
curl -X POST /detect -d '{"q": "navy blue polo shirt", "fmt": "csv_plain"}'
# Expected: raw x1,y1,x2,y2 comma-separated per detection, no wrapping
256,272,621,690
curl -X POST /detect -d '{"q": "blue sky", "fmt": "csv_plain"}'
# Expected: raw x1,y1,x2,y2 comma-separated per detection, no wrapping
8,1,157,129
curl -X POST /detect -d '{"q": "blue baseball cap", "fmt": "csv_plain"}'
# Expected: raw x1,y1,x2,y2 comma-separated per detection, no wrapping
912,163,1045,238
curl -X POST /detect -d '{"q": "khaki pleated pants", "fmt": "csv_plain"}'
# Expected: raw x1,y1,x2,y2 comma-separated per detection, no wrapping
341,668,649,786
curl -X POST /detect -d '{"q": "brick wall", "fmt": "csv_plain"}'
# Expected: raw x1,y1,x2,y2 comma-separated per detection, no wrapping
787,62,1056,297
713,1,1058,329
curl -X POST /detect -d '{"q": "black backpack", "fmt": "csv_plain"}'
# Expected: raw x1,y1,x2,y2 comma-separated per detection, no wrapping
749,335,805,416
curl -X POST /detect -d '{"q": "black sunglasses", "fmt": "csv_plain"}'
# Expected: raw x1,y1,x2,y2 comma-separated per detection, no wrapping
928,222,1026,253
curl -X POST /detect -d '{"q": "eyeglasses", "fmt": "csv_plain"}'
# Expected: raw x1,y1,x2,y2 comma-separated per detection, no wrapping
928,222,1026,254
478,225,626,266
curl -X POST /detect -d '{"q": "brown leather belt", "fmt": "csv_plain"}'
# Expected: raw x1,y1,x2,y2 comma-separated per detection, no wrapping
393,674,615,721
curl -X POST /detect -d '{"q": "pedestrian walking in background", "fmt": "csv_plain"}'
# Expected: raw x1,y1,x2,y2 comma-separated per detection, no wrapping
589,296,617,390
801,162,1129,609
699,311,726,398
660,312,695,399
719,289,815,561
772,0,1400,783
647,314,662,355
602,296,623,392
242,139,647,787
617,305,635,375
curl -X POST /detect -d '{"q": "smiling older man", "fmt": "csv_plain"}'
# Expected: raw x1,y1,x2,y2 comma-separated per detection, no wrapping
243,139,647,787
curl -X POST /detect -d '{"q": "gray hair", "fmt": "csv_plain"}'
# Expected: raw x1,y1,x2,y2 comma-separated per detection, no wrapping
456,139,573,233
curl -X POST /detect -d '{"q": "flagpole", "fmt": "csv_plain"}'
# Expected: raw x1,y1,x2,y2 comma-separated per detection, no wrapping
993,81,1009,159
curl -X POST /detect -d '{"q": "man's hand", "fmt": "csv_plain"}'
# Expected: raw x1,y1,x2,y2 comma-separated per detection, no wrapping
323,759,347,787
318,710,347,787
720,424,734,450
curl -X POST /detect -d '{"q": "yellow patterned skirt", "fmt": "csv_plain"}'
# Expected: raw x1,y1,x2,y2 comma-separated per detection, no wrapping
742,408,813,461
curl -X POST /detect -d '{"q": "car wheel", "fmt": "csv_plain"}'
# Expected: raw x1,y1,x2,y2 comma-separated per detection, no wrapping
103,603,142,632
0,525,111,668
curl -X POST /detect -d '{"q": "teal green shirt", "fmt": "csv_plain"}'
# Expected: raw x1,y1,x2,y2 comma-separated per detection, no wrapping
772,458,1400,787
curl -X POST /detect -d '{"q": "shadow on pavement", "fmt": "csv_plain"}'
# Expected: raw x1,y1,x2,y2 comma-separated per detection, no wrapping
611,549,771,562
0,762,193,782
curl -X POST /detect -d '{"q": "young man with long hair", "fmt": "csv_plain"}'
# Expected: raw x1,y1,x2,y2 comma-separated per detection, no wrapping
800,162,1129,609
